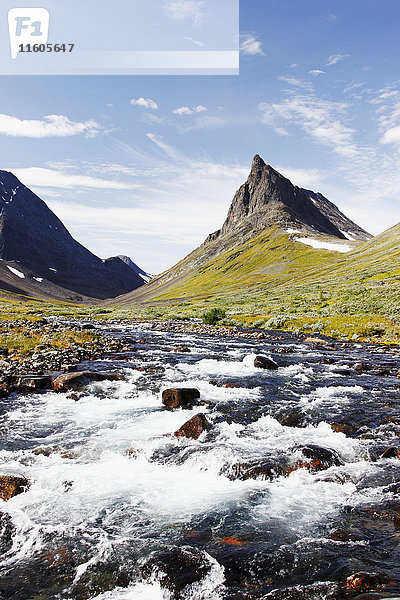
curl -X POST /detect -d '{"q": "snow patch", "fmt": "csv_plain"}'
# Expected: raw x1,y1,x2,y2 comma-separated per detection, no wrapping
33,277,43,283
49,268,57,272
287,228,302,234
295,237,353,253
6,265,25,278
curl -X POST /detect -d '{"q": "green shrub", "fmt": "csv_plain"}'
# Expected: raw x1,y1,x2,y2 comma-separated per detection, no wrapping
202,308,226,325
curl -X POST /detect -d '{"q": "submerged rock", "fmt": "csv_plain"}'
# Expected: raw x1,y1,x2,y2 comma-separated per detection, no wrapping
52,371,123,392
162,388,200,409
254,355,279,369
0,475,30,501
346,571,392,592
174,414,211,440
290,445,343,473
221,459,286,481
0,511,15,553
142,546,212,598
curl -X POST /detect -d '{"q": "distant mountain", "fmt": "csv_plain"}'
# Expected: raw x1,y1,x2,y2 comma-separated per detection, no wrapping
0,170,145,301
116,155,371,305
115,255,153,283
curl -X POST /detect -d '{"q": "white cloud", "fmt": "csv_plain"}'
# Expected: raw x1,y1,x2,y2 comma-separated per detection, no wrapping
10,167,140,190
274,166,325,188
326,53,348,66
184,35,204,46
164,1,205,25
172,105,207,115
380,124,400,145
309,69,325,76
240,34,264,56
0,113,101,138
130,98,159,110
259,94,356,156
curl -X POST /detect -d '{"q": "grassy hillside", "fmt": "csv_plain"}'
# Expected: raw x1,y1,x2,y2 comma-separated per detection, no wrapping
110,223,400,343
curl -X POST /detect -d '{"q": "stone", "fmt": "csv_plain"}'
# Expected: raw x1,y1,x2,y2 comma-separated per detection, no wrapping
346,572,391,592
254,355,279,369
174,414,211,440
221,459,286,481
290,445,343,473
142,546,211,598
173,347,191,353
0,475,30,501
52,371,123,392
162,388,200,409
0,511,15,553
13,375,53,392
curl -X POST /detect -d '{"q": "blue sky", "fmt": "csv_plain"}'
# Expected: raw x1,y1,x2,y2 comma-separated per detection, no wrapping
1,0,400,273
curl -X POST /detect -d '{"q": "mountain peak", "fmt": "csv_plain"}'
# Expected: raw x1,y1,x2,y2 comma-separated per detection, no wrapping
218,157,371,241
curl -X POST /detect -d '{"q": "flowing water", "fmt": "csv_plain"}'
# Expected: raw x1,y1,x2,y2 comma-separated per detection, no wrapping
1,323,400,600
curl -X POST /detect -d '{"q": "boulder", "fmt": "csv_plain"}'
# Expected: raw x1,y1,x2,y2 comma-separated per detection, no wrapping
221,459,286,481
0,475,30,501
142,546,211,599
173,347,191,353
254,355,279,370
13,375,53,392
346,572,391,592
162,388,200,409
174,414,211,440
290,445,343,473
52,371,123,392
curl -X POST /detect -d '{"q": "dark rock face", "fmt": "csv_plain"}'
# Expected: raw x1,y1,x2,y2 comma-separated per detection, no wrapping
0,475,30,501
115,255,151,282
174,414,211,439
218,155,372,241
162,388,200,408
52,371,123,392
0,170,145,299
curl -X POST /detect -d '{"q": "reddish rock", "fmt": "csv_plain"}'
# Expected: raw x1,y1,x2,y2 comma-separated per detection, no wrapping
52,371,123,392
346,571,391,592
254,355,278,370
174,414,211,440
0,475,30,501
162,388,200,409
173,347,191,353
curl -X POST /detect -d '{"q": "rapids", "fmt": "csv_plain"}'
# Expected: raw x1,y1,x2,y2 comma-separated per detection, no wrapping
1,323,400,599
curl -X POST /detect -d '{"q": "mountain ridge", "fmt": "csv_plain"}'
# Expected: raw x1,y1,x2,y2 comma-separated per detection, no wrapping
0,170,144,301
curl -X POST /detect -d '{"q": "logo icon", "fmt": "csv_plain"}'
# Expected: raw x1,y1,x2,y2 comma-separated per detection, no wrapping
8,8,50,59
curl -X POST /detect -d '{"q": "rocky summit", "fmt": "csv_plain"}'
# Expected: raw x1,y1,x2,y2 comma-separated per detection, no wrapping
213,155,371,242
117,155,372,304
0,170,145,301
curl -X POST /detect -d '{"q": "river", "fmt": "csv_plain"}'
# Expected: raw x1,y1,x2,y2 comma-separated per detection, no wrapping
1,323,400,599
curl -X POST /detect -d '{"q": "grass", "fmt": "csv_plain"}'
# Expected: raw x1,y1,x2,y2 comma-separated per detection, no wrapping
1,223,400,346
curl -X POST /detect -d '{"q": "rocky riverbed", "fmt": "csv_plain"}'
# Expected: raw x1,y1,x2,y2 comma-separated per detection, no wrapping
1,319,400,599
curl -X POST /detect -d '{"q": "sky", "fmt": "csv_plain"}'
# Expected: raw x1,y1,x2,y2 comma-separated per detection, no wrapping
1,0,400,273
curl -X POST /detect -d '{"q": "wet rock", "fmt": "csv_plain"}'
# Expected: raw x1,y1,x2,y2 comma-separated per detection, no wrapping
173,346,191,353
380,447,400,459
81,323,96,330
330,422,358,436
290,445,343,473
162,388,200,409
346,571,392,592
13,374,53,392
142,546,211,599
0,475,30,501
276,408,305,428
174,413,211,440
221,459,286,481
0,511,15,553
353,362,370,373
254,355,279,369
52,371,123,392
